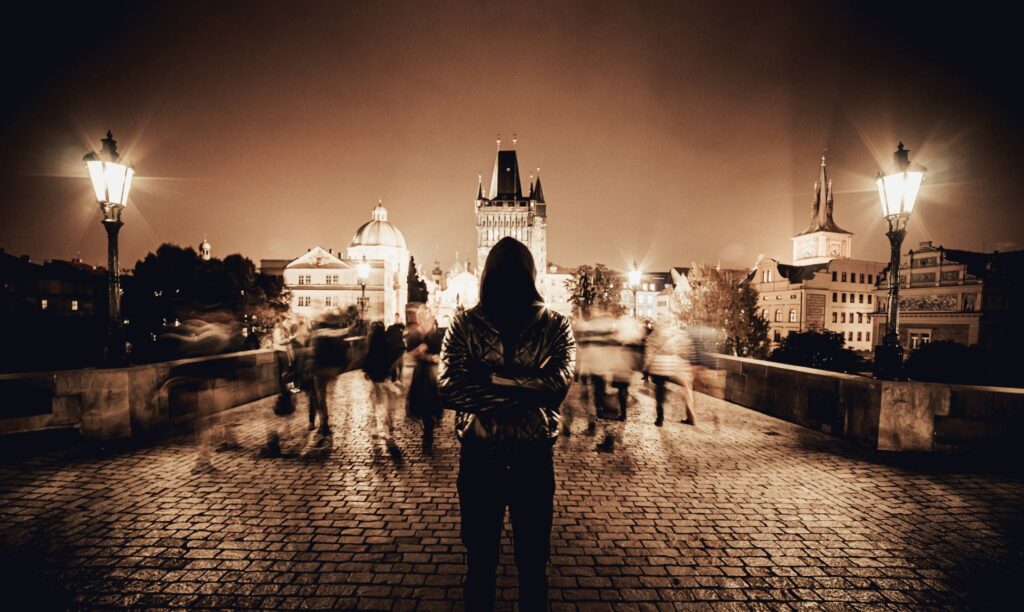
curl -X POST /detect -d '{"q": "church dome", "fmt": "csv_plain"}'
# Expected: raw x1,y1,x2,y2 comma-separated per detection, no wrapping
350,201,407,249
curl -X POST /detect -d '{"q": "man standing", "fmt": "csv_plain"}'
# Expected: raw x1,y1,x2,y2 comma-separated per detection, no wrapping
439,237,576,611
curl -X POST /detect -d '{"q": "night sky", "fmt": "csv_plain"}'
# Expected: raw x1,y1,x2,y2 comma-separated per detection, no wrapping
2,1,1022,274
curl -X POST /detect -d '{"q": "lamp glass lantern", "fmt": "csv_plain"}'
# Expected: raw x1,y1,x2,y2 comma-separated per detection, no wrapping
876,142,926,222
357,256,370,282
84,131,135,209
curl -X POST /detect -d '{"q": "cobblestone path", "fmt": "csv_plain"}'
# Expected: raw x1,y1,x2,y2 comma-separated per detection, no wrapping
1,371,1022,610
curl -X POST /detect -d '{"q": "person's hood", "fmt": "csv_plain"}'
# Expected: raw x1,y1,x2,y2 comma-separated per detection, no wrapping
478,237,543,326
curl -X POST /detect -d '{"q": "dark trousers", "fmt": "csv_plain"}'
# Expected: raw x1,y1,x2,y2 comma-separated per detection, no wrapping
651,374,668,422
593,376,629,420
457,445,555,611
422,415,435,450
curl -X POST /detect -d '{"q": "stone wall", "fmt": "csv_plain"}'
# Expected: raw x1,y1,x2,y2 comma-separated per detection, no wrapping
0,350,279,441
703,354,1023,454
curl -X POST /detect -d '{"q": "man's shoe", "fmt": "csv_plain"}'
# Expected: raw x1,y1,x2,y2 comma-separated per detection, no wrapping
654,419,663,427
585,422,597,436
596,436,615,453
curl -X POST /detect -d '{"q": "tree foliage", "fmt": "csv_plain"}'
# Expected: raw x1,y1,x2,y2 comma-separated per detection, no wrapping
122,243,288,362
676,264,769,357
769,330,861,373
566,264,625,319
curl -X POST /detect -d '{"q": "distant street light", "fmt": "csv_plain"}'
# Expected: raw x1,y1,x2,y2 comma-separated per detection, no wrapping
84,131,135,366
357,255,370,321
873,142,926,379
628,262,642,319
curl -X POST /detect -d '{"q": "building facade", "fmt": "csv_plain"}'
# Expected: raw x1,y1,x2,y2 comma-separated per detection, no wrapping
475,138,547,285
749,155,885,352
274,202,409,323
870,241,1024,352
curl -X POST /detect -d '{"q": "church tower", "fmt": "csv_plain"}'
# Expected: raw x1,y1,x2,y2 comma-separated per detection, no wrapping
199,236,212,261
475,135,548,278
791,155,853,265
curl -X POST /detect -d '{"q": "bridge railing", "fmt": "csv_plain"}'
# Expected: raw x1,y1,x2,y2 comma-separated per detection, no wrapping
0,349,280,441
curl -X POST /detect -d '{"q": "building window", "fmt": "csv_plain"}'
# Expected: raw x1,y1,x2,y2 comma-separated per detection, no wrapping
832,271,837,281
857,313,863,323
909,330,932,349
868,295,873,304
41,299,48,310
842,293,847,303
774,309,781,322
859,294,864,303
848,331,853,341
325,296,333,307
868,274,873,284
832,292,837,302
859,273,865,283
773,330,781,342
841,312,846,323
842,272,847,282
789,309,797,323
762,269,772,283
832,312,838,323
866,331,871,342
857,331,862,341
71,299,79,311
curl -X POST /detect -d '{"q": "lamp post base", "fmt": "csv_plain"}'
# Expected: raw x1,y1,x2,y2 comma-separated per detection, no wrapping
873,334,905,380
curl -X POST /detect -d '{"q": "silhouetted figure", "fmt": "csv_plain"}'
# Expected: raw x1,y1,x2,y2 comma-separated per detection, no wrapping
439,237,576,611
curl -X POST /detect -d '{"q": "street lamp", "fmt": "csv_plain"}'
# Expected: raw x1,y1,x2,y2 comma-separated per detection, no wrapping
84,131,135,365
873,142,926,379
628,262,642,319
357,255,370,321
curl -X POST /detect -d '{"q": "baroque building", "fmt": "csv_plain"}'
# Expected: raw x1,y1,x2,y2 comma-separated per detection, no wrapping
750,155,885,352
475,137,547,282
869,241,1024,352
267,201,409,323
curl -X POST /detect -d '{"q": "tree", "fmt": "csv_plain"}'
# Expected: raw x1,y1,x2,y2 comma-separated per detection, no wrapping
677,264,769,357
122,243,287,361
407,255,429,304
769,331,860,373
567,264,625,319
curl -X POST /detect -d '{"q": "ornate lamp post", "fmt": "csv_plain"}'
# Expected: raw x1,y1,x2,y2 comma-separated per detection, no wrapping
84,131,135,365
628,262,642,319
873,142,926,379
357,255,370,321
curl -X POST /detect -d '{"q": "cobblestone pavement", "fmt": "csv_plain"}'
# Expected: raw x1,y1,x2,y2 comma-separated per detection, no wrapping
2,371,1022,610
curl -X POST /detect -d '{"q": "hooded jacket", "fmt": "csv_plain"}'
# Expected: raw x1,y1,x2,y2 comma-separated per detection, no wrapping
438,237,576,450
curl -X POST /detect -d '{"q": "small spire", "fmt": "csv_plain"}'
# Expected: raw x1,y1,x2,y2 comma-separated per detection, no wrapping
496,134,501,149
477,174,483,199
512,133,517,148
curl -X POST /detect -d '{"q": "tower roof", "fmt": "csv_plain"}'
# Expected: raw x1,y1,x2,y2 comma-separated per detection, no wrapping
532,175,545,203
796,155,851,236
489,150,523,199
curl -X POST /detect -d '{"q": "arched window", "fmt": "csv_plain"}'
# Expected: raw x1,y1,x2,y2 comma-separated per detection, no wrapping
774,309,781,322
788,309,797,323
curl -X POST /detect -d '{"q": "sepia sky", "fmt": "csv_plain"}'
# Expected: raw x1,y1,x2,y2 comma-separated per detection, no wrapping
2,1,1022,274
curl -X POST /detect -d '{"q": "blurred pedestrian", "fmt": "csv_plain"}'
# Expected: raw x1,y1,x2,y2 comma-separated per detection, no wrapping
308,310,353,440
386,314,406,383
406,306,444,455
644,319,696,426
438,237,576,611
363,320,402,457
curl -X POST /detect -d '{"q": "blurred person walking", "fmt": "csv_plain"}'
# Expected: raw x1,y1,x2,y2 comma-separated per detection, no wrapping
439,237,576,611
386,314,406,383
645,319,697,427
363,320,403,457
406,306,444,456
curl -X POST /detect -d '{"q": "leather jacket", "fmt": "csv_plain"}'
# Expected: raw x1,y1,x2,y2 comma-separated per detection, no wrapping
438,305,576,450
